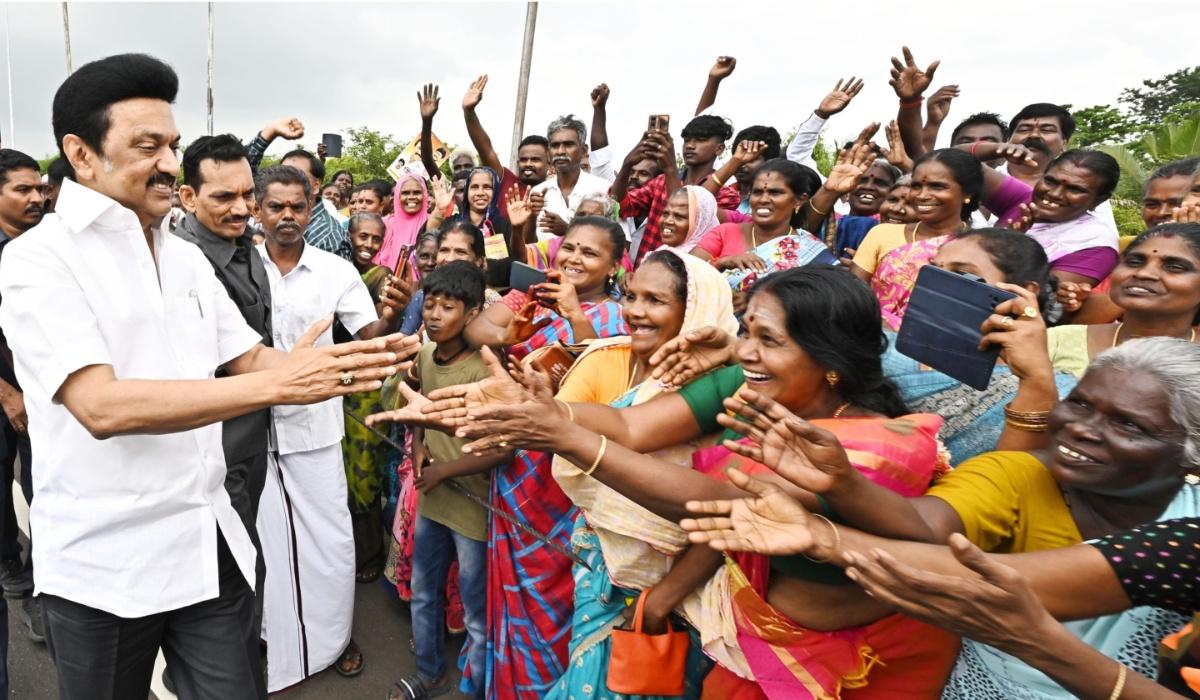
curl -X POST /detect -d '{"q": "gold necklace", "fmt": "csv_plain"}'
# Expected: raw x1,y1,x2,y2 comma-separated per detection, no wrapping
1111,322,1197,349
904,222,921,244
832,402,851,418
751,224,793,249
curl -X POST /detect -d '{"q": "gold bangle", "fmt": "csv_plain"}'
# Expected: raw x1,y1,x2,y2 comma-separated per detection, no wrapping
558,400,575,422
808,199,829,217
802,513,840,563
1004,417,1050,432
709,174,723,187
1108,664,1127,700
1004,403,1051,423
582,435,607,476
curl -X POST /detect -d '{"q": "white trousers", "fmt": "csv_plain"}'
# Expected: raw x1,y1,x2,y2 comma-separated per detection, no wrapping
256,444,355,692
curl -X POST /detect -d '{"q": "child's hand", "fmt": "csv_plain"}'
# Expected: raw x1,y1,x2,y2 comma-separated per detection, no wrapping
1057,281,1092,313
414,463,444,493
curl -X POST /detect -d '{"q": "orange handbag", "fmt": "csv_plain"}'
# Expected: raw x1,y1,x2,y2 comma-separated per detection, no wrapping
607,588,689,696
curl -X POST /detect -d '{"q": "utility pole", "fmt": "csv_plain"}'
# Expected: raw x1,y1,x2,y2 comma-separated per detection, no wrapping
4,4,13,148
206,2,214,134
508,2,538,168
61,2,72,73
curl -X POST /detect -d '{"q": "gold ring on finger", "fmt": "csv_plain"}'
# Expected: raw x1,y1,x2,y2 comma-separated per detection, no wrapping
341,371,355,386
1022,306,1038,319
1000,316,1014,329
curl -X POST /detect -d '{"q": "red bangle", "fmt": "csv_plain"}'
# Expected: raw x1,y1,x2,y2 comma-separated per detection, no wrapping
899,97,924,110
970,142,981,157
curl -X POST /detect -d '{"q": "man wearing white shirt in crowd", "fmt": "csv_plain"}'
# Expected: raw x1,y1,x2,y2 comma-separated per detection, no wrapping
0,53,417,700
531,114,613,241
253,165,410,691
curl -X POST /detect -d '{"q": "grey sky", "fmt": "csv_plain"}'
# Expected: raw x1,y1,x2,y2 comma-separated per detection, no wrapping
2,1,1198,165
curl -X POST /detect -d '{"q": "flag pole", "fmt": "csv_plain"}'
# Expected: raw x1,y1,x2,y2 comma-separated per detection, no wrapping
4,4,14,148
508,2,538,168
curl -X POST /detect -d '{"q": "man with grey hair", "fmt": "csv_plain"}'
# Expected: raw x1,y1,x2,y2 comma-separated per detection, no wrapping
530,114,613,241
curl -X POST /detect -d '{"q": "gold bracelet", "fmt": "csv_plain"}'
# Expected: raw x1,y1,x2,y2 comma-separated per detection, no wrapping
1003,403,1051,422
709,174,724,187
557,400,575,422
802,513,840,563
808,199,829,217
1108,664,1127,700
1005,417,1050,433
582,435,607,476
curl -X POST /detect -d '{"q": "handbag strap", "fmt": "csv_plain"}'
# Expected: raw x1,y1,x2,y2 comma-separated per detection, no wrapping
631,588,674,634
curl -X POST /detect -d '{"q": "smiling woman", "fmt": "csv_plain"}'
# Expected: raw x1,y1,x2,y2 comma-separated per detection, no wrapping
1047,223,1200,377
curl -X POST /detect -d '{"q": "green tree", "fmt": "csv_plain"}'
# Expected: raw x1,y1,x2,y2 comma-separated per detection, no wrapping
1139,113,1200,163
1120,66,1200,128
1069,104,1138,148
321,126,405,183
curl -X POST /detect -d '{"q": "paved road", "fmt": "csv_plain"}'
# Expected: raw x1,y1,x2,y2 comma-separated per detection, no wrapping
7,484,468,699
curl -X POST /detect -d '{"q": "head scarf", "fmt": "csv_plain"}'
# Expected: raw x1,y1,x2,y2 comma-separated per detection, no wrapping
658,185,719,254
459,166,504,236
375,172,429,270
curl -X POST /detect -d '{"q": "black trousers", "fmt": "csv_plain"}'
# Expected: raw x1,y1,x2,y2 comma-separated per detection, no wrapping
0,422,32,573
41,535,261,700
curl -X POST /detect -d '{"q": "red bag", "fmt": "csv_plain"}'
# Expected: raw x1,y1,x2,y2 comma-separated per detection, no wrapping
607,588,689,696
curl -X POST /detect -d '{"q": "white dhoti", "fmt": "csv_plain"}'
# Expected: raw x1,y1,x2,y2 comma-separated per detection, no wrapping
257,444,355,692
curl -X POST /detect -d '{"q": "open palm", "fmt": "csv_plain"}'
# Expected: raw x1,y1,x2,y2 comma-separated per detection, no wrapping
683,469,818,555
889,46,939,100
422,347,531,427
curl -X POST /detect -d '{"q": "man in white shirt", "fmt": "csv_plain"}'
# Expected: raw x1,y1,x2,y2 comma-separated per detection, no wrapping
252,165,408,691
0,54,417,700
531,115,613,241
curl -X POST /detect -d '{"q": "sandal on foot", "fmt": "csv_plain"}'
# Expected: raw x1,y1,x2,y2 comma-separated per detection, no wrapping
386,673,449,700
335,639,365,677
356,564,381,584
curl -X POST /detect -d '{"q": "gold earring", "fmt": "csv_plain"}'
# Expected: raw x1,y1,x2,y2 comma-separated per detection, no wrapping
825,371,840,388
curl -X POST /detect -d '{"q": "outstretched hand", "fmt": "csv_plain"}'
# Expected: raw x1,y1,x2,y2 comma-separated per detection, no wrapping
462,75,488,111
681,467,827,556
649,326,736,387
815,76,864,119
715,389,855,494
418,83,441,120
925,85,960,124
881,120,913,173
274,316,412,405
844,533,1059,651
420,347,531,427
888,46,940,100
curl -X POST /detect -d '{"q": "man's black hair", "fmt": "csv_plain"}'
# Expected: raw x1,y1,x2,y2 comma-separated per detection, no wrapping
1148,157,1200,183
422,259,486,309
681,115,734,142
281,149,326,182
0,149,40,187
1007,103,1076,141
51,53,178,158
950,112,1008,144
254,164,312,203
46,157,72,185
181,134,249,191
732,125,782,160
518,135,550,151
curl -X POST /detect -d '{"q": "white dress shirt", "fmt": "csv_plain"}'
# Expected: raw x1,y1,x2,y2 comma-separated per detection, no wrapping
531,169,614,241
258,242,377,455
0,178,262,617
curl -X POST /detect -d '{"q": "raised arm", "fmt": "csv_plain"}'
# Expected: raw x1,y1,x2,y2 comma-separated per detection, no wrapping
246,117,305,173
418,83,441,178
695,56,736,116
786,76,863,171
921,85,959,153
609,138,651,204
461,75,505,175
590,83,610,152
888,46,940,159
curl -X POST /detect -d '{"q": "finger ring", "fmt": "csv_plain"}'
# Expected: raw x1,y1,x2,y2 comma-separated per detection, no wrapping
341,371,355,386
1022,306,1038,319
1000,316,1014,328
499,439,509,448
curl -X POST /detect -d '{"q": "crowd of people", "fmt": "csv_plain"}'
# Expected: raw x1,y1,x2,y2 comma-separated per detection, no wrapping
0,44,1199,700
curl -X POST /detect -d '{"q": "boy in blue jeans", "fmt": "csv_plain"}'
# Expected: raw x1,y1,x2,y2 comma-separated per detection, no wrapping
388,261,509,700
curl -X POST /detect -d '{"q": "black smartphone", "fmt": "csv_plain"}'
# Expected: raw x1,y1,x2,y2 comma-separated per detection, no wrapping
321,133,343,158
895,265,1018,391
509,261,548,293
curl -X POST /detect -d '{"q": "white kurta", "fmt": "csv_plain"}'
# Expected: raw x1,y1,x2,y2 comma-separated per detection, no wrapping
255,242,377,691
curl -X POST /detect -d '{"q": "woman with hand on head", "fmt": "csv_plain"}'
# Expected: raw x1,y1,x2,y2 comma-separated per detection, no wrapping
464,216,628,361
1046,223,1200,378
851,148,982,329
724,334,1200,698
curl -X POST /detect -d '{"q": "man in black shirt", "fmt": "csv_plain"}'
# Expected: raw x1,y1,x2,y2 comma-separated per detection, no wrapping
175,135,272,699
